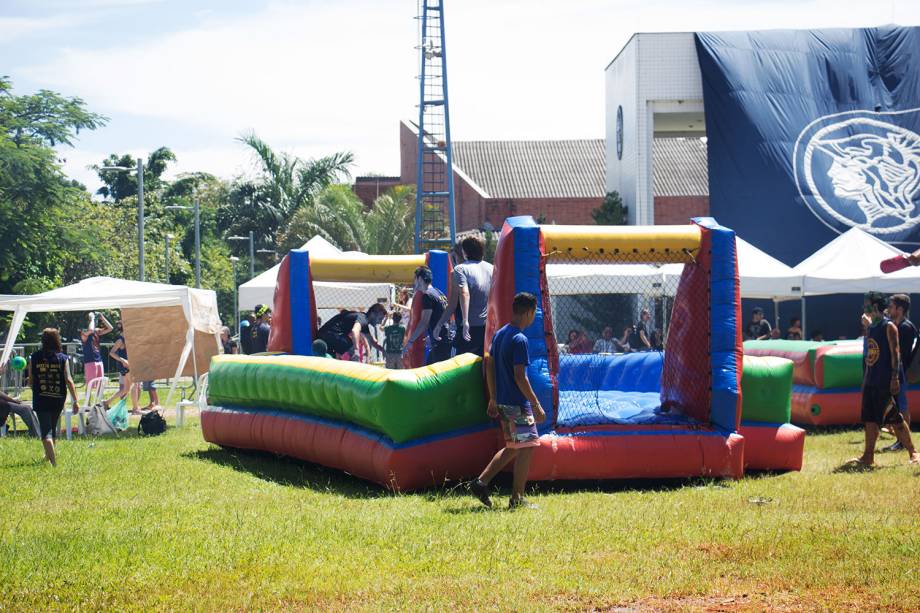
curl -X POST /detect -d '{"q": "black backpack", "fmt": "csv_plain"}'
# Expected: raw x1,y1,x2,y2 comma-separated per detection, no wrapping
138,410,167,436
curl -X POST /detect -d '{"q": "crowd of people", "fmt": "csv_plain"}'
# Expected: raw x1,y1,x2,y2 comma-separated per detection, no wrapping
0,311,167,466
562,309,663,356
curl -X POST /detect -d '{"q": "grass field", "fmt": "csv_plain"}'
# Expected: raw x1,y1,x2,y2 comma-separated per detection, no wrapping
1,420,919,611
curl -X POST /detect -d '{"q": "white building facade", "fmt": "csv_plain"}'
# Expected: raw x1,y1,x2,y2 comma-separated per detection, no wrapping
605,33,706,225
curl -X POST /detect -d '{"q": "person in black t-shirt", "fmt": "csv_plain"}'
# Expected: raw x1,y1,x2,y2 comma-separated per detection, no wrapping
745,307,772,340
249,304,272,354
317,304,387,361
239,314,255,354
29,328,79,466
220,326,239,355
406,266,452,365
630,309,653,351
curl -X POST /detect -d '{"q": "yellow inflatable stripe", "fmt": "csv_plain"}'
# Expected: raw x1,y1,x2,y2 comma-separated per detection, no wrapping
309,254,427,283
541,224,701,262
213,352,482,383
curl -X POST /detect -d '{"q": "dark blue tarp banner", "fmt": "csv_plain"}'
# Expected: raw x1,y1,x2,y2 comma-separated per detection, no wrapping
695,27,920,264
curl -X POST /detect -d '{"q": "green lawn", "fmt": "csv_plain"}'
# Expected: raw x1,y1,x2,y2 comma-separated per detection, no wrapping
1,422,919,611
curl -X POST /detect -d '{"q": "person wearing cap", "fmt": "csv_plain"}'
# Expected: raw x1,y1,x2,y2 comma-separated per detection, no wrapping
249,305,272,354
239,314,255,354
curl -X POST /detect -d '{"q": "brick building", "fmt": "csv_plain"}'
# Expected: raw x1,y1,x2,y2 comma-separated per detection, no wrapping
352,175,401,208
354,120,709,231
651,137,709,225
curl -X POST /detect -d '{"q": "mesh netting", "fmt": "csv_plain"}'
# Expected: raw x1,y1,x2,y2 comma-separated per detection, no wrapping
544,250,708,428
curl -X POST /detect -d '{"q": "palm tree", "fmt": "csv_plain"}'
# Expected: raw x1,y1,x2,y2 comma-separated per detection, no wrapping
222,134,354,247
277,184,367,252
366,186,415,255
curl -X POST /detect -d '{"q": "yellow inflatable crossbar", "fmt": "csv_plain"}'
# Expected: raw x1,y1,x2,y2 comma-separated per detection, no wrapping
541,224,701,262
309,254,427,283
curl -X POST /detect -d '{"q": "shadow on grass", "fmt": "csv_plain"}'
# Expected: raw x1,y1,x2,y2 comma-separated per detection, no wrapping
186,447,392,499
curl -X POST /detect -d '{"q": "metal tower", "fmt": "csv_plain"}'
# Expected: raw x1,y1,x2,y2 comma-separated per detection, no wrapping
414,0,456,253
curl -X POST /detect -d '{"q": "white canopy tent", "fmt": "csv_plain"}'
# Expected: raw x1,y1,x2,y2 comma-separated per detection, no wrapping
791,227,920,295
546,263,669,296
544,236,803,333
790,227,920,333
239,236,394,319
0,277,222,407
546,236,802,299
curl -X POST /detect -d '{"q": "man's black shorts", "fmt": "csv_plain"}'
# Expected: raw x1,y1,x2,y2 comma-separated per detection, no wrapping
861,386,905,425
453,325,486,357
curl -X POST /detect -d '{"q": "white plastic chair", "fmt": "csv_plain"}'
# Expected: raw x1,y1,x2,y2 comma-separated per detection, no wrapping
61,376,108,439
176,373,208,428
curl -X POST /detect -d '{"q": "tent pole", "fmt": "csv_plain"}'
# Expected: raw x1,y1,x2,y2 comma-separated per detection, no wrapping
0,307,27,369
801,297,806,340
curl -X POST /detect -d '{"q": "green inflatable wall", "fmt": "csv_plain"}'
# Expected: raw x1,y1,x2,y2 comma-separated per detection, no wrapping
207,354,488,443
741,355,793,423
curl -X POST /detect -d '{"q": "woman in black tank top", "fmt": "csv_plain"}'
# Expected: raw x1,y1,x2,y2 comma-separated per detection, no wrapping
28,328,79,466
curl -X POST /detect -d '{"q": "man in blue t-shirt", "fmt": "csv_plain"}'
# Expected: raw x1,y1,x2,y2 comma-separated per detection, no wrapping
469,292,546,510
404,266,452,365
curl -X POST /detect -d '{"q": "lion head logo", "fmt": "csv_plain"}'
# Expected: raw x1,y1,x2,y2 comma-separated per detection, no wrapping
794,109,920,241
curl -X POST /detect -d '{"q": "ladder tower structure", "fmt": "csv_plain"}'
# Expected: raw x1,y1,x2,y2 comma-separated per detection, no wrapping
414,0,456,253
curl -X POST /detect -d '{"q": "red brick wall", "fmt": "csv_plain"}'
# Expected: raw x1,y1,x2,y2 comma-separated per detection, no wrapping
653,196,710,225
353,177,401,208
482,197,601,228
400,122,604,231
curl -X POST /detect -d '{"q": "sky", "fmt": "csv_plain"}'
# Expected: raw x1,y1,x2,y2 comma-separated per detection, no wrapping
3,0,920,195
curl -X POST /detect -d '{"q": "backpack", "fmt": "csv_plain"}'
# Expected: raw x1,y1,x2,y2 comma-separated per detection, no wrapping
86,403,118,436
138,410,167,436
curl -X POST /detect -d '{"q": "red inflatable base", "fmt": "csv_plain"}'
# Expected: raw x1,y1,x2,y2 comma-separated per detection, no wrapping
791,388,920,426
201,407,499,491
202,408,748,488
526,425,745,480
738,422,805,472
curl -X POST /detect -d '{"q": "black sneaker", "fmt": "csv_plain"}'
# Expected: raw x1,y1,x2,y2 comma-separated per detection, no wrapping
508,497,538,510
469,479,492,508
883,441,904,452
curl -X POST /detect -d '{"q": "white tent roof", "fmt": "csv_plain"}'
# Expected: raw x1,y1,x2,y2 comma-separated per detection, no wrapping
791,227,920,295
661,236,803,300
547,263,671,295
0,277,221,331
239,236,394,312
546,236,801,300
0,277,221,405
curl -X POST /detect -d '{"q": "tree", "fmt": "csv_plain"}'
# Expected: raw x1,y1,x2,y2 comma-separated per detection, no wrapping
366,186,415,255
94,147,177,200
277,184,367,253
223,133,354,247
0,76,106,147
0,77,108,298
591,191,628,225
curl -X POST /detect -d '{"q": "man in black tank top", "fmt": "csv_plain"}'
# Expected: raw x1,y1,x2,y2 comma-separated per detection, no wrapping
884,294,916,451
851,293,919,468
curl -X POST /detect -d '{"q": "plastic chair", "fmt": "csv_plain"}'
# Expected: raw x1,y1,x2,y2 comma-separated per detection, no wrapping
60,376,108,439
176,373,209,428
